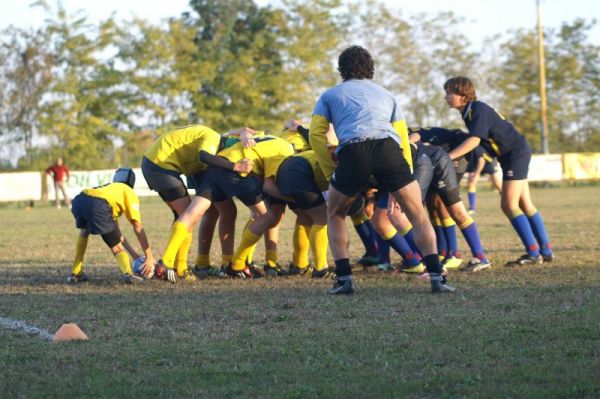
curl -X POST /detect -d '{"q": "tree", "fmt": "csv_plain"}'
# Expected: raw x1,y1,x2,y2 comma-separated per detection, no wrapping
487,19,600,152
0,26,52,168
348,1,478,128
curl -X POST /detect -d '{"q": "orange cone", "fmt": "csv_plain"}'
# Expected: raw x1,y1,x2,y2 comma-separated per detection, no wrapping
52,323,89,342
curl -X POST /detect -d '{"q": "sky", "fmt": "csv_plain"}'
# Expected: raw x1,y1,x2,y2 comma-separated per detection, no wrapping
0,0,598,46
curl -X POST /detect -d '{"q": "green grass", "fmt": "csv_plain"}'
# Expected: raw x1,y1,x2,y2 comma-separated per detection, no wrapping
1,186,599,398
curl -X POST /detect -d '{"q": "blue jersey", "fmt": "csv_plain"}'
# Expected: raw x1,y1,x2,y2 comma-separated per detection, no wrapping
312,79,404,150
461,101,527,156
410,127,469,153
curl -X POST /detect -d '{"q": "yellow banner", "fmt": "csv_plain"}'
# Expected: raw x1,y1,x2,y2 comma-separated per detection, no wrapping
563,153,600,180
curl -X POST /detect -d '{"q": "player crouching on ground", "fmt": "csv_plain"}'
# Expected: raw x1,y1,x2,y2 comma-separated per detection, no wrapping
68,168,155,284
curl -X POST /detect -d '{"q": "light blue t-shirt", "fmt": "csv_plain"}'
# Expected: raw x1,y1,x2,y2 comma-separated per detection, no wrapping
312,79,404,150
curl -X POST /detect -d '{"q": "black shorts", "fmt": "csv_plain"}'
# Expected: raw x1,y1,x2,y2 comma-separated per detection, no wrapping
331,138,414,197
197,167,263,206
413,151,434,202
141,157,187,193
427,152,461,206
276,157,325,210
499,147,530,180
71,193,117,235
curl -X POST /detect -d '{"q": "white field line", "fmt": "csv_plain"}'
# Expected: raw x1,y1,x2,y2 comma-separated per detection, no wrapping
0,316,53,341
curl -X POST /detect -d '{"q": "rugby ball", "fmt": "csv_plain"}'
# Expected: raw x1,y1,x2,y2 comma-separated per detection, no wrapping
133,256,154,279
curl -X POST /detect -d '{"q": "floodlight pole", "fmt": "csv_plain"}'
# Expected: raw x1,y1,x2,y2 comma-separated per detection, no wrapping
537,0,550,154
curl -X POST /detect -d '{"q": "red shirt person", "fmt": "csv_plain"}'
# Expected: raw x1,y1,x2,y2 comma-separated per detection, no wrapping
46,157,71,208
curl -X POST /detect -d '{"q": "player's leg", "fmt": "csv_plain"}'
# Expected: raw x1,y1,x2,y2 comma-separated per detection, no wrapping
69,228,90,282
229,200,274,276
290,211,311,273
445,199,490,271
371,203,422,272
195,204,219,270
519,180,553,261
263,202,288,276
466,172,478,212
215,199,237,267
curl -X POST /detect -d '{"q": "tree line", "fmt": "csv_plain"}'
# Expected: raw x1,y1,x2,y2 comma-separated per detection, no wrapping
1,0,598,170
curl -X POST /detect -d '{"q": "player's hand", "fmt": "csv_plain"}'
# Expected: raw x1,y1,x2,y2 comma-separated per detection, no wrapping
240,127,257,148
142,255,155,276
166,267,177,284
234,158,254,174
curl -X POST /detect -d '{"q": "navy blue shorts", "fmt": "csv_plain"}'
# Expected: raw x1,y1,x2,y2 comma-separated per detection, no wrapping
197,167,263,206
427,152,461,206
276,157,325,210
141,157,187,193
481,160,499,175
71,193,117,235
499,146,530,180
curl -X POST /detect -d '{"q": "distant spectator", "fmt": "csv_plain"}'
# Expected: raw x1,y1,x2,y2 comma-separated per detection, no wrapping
46,157,70,208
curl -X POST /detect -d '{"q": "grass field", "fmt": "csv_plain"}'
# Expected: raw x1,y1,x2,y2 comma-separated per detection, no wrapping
1,186,599,398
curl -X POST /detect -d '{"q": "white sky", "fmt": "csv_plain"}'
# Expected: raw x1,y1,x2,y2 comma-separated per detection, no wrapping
0,0,598,46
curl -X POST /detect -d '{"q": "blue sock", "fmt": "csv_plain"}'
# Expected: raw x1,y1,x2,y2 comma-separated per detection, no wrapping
376,233,391,263
402,228,421,256
527,211,552,257
442,223,459,258
510,214,540,257
461,222,487,262
468,191,476,211
434,224,447,258
353,219,379,257
385,231,420,266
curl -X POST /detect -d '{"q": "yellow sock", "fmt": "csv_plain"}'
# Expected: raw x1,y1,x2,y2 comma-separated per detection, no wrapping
310,224,328,270
115,251,132,275
71,235,88,275
232,227,261,271
381,227,398,241
246,242,257,264
351,213,369,225
266,249,278,267
442,217,456,228
400,223,413,237
293,224,310,267
221,254,232,267
175,232,193,275
195,253,210,268
163,221,190,268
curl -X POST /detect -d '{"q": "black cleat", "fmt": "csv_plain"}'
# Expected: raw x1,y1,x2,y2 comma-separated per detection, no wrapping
67,272,89,284
311,267,334,278
542,253,555,263
121,273,144,284
328,279,354,295
288,264,313,276
194,265,225,279
263,263,290,277
224,263,263,278
431,280,456,293
505,254,543,267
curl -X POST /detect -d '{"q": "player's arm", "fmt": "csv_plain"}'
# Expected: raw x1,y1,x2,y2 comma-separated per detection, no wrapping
391,119,413,172
199,151,253,174
130,220,155,276
309,114,336,180
448,136,480,160
262,177,294,203
224,127,258,148
409,132,421,144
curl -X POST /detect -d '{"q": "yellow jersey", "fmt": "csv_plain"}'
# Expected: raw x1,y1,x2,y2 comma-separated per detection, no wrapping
293,150,329,191
83,183,141,222
273,129,310,153
218,136,295,179
143,125,221,176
